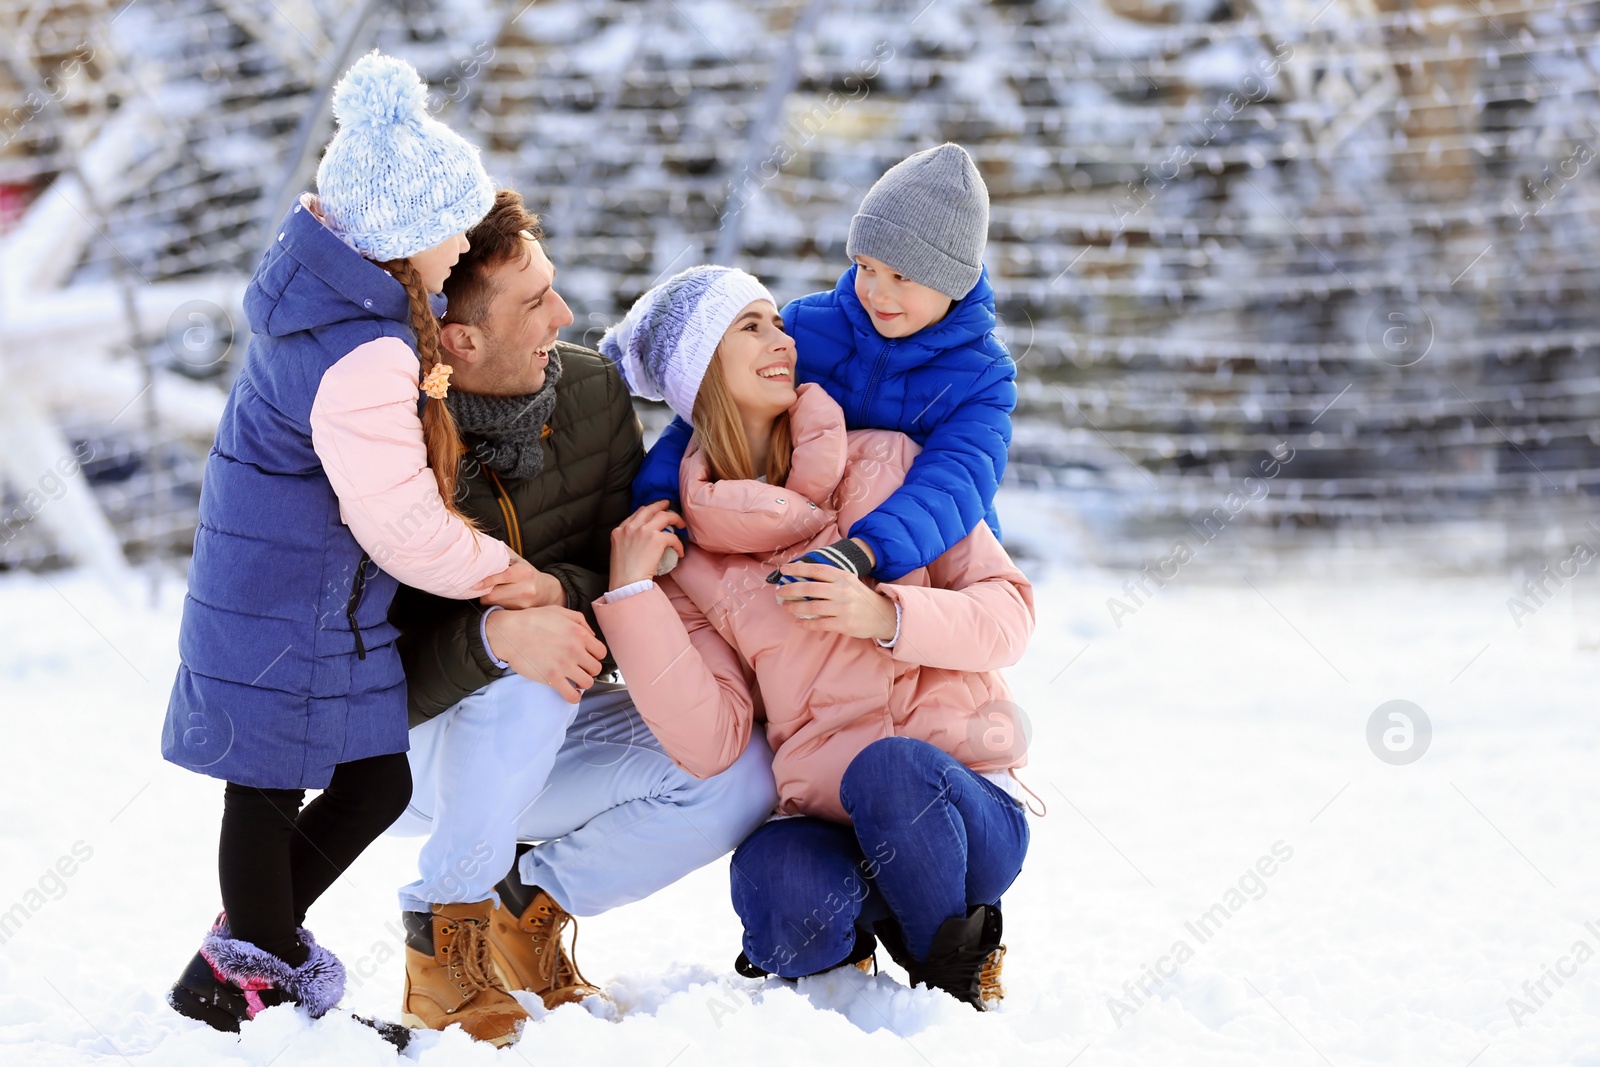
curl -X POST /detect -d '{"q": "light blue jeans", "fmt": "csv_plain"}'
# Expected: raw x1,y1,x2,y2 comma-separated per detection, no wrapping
389,674,777,915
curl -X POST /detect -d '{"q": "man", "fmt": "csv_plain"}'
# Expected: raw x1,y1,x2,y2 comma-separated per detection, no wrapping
385,190,777,1046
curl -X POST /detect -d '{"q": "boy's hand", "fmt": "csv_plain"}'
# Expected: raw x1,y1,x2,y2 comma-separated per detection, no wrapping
765,537,876,590
773,561,897,642
849,537,877,569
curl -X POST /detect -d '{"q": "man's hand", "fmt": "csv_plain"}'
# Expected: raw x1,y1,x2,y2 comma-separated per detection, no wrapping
480,559,566,610
485,605,608,704
773,561,897,642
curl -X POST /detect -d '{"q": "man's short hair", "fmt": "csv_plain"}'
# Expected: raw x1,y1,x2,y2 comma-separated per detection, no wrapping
441,189,546,327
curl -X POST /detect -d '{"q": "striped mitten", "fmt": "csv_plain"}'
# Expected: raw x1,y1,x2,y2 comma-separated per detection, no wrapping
766,539,874,599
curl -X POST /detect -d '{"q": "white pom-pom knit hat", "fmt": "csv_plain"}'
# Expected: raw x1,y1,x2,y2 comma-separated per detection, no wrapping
315,51,496,263
599,266,775,423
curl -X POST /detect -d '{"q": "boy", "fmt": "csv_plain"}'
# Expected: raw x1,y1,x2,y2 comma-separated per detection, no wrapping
631,142,1014,582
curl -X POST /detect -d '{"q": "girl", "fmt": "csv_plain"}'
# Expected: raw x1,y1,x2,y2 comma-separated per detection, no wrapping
162,52,536,1032
595,266,1035,1009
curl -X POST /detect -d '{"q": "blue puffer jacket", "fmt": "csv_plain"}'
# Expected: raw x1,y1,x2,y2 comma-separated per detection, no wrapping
161,198,433,789
631,265,1015,581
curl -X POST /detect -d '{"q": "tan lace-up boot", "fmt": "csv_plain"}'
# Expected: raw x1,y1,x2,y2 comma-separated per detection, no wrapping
487,889,603,1009
400,901,529,1045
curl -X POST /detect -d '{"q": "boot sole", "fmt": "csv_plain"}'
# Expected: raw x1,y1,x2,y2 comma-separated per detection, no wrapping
173,982,413,1046
488,953,604,1010
400,1012,518,1047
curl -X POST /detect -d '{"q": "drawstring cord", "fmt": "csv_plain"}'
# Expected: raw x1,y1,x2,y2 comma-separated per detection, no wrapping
1012,770,1047,817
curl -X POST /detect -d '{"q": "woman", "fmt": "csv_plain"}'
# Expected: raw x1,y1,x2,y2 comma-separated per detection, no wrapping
592,266,1035,1009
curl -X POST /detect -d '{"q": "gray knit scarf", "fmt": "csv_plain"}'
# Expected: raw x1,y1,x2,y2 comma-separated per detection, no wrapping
445,350,564,481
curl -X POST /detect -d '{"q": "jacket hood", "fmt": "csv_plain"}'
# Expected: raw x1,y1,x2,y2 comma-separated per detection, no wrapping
244,193,446,338
679,383,849,557
833,263,997,367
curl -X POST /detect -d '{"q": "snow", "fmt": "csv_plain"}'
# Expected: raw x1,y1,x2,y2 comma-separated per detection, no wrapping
2,554,1599,1065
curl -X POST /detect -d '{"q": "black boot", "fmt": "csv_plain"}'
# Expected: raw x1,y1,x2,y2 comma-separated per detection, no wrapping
734,926,878,979
887,905,1006,1010
168,948,281,1032
169,916,411,1047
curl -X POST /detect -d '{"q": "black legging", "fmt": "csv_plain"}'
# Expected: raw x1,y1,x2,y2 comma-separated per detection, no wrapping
218,752,412,966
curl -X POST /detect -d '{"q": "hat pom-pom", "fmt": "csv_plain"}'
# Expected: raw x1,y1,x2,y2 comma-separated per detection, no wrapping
601,323,664,403
332,51,429,130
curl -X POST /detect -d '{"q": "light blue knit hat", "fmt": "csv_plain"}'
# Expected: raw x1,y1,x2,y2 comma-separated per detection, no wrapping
315,51,496,263
599,266,775,422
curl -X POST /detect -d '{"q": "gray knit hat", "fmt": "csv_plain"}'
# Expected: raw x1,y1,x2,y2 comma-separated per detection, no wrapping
315,52,495,263
599,265,775,422
847,143,990,300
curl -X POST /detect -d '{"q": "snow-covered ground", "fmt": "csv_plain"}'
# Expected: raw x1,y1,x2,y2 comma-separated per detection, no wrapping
3,551,1600,1066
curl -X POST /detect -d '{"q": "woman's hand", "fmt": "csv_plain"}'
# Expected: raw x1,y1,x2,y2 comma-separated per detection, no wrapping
480,556,566,609
773,561,897,642
609,500,688,590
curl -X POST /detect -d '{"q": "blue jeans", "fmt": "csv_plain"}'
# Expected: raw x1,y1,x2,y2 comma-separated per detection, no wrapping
389,675,777,915
730,737,1029,976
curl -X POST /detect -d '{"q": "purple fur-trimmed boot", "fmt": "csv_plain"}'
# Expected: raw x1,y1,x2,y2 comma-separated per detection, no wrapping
168,914,345,1031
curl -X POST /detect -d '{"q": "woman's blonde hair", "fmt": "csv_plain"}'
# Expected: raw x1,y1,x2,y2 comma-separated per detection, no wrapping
691,351,794,486
379,256,477,526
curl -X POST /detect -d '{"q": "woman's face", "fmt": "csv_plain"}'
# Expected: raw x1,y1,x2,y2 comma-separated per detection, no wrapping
410,231,471,294
715,299,796,419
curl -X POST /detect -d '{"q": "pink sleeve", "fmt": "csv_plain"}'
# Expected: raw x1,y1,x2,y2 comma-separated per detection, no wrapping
877,520,1035,673
310,337,512,598
592,578,755,779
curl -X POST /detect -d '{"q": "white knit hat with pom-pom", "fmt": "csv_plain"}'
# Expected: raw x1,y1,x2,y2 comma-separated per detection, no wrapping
315,51,495,263
599,265,775,423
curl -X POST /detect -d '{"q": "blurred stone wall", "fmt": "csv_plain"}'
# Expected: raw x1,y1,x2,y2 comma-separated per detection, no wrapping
4,0,1599,570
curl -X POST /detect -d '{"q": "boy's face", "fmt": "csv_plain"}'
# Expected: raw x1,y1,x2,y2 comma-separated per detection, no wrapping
853,254,955,339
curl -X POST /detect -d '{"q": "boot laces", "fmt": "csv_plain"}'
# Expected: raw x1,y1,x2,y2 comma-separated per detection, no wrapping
441,918,501,998
522,900,595,990
978,945,1007,1003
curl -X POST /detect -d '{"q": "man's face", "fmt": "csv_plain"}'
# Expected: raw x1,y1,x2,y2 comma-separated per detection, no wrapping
444,235,574,396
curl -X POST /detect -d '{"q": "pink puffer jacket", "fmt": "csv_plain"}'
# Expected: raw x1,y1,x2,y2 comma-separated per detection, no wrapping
593,383,1034,822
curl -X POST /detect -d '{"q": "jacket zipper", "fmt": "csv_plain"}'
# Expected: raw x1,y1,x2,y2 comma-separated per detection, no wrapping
346,551,370,660
486,468,522,556
857,339,895,426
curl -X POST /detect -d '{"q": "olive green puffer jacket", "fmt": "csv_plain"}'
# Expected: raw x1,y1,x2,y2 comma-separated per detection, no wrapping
390,342,644,725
